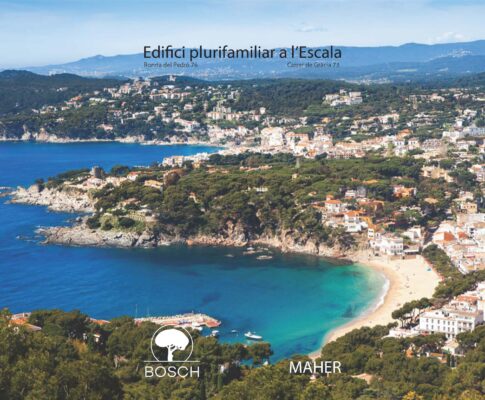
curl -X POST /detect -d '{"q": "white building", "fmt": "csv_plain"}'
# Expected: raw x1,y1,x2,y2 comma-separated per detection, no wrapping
260,127,286,148
370,234,404,256
324,196,346,215
174,118,200,133
419,306,483,339
162,155,186,167
386,327,420,339
403,226,425,246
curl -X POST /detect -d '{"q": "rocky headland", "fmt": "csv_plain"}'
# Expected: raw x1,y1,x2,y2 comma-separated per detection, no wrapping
11,185,95,213
38,223,349,259
11,183,349,259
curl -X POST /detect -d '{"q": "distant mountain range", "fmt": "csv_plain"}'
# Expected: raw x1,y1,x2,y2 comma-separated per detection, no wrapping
11,40,485,82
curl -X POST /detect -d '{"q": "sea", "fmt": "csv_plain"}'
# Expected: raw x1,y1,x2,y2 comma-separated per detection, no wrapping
0,142,386,360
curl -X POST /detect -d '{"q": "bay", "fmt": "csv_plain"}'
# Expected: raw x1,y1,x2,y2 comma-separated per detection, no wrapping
0,142,385,360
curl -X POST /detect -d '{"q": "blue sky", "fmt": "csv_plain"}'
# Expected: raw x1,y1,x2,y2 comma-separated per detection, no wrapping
1,0,485,68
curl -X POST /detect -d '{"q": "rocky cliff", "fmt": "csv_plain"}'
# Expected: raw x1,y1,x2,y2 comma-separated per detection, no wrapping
38,222,173,248
39,218,348,260
11,184,95,212
13,182,351,260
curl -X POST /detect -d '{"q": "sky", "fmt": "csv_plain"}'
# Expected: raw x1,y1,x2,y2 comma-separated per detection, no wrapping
1,0,485,68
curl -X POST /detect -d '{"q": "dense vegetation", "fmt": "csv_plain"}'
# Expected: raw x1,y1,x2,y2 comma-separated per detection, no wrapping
229,77,483,124
231,79,357,116
76,154,447,253
72,152,475,258
2,297,485,399
0,70,122,116
1,71,483,141
5,154,485,399
0,308,273,400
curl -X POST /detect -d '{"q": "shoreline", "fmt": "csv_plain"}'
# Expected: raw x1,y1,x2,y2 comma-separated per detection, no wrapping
34,217,442,358
8,186,442,359
310,252,440,358
0,137,223,147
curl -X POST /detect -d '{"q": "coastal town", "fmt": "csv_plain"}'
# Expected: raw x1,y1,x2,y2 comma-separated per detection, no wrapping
2,72,485,399
3,0,485,394
5,75,483,267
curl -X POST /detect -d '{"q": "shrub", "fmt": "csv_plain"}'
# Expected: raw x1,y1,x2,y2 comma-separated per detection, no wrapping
86,216,101,229
118,217,135,229
102,221,113,231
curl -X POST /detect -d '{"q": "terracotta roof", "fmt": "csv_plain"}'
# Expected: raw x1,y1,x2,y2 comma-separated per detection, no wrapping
9,318,42,332
90,318,110,326
456,295,478,304
10,317,28,325
345,211,359,216
443,232,456,242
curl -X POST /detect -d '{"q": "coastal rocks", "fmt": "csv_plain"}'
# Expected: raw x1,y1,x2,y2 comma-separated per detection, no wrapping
117,135,146,144
134,231,158,247
0,186,13,198
0,134,15,141
186,220,250,247
19,184,352,259
21,131,32,141
36,217,354,260
224,220,249,244
253,235,318,255
11,185,95,213
17,127,59,142
39,225,145,248
0,133,203,145
36,129,59,142
253,232,346,259
36,218,353,262
38,217,169,248
187,235,247,248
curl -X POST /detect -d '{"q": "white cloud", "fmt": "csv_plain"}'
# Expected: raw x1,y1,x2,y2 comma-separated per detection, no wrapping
432,31,467,44
295,23,327,33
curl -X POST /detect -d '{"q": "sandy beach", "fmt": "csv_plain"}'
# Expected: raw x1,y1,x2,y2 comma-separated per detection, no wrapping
311,252,441,358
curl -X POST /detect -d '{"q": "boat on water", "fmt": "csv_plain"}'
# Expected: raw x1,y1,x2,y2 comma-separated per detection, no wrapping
256,255,273,260
210,330,219,337
230,329,238,333
244,331,263,340
243,246,257,255
191,322,203,331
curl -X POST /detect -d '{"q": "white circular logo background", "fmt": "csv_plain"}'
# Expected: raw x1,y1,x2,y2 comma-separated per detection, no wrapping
150,325,194,362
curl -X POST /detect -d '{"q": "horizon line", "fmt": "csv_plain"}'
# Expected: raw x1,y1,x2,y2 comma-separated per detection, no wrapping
2,38,485,71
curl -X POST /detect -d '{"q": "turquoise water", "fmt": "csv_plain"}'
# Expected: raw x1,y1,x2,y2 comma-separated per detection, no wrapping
0,142,386,360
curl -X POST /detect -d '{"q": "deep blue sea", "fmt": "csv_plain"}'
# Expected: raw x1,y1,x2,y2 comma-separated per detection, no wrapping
0,142,386,360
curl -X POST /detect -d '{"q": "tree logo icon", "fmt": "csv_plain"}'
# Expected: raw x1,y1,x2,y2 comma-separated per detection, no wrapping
150,325,194,362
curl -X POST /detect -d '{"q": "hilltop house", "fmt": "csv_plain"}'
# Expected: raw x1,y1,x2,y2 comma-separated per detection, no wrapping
324,195,346,215
421,166,454,183
393,185,416,198
343,210,367,233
